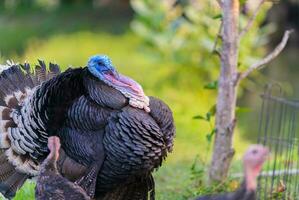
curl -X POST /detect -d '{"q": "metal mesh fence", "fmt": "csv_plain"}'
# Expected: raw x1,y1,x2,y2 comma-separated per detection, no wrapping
257,85,299,200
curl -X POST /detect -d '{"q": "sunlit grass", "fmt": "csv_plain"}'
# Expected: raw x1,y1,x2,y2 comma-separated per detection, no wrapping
13,181,35,200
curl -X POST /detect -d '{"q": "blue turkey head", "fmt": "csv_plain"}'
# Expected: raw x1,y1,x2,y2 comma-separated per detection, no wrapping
87,55,151,112
88,55,117,80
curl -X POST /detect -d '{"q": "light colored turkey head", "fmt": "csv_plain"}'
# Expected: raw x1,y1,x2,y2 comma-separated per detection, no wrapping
243,144,269,172
47,136,61,162
243,144,269,191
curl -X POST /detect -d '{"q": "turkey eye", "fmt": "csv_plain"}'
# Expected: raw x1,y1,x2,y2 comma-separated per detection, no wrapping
252,150,258,154
98,62,103,65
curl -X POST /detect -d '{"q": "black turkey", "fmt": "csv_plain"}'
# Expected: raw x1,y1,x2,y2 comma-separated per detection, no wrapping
36,136,90,200
196,145,269,200
0,56,175,199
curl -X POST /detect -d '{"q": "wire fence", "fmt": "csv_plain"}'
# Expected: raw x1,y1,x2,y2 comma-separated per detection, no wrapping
257,84,299,200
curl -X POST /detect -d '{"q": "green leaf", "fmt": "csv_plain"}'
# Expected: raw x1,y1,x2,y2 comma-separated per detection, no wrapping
205,104,217,121
237,61,242,68
204,81,218,90
208,104,217,116
193,115,207,120
206,112,211,121
212,14,222,20
206,129,216,142
206,134,212,142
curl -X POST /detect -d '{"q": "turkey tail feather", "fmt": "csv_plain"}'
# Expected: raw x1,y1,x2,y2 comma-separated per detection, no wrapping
0,61,61,97
0,60,61,198
0,152,29,199
48,63,61,80
36,60,47,83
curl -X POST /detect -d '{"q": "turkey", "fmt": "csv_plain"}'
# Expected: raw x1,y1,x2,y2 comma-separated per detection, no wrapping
0,55,175,199
36,136,90,200
196,145,269,200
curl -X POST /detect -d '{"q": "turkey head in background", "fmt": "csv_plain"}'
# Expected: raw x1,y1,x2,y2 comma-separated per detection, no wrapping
36,136,90,200
196,144,269,200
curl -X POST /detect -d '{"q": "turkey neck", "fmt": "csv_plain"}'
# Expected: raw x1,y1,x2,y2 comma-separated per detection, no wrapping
40,149,59,174
244,165,259,191
29,68,85,133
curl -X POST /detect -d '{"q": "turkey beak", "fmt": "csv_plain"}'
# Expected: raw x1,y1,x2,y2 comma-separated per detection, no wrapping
105,67,119,79
103,68,144,95
111,68,120,79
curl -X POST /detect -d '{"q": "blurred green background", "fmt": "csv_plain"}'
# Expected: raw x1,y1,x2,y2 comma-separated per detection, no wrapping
0,0,298,199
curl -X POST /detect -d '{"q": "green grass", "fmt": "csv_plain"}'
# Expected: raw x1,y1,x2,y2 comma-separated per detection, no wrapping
0,4,132,56
13,181,35,200
0,8,254,200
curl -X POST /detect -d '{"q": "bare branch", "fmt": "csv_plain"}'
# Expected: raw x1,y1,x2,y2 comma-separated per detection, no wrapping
216,0,223,8
239,0,265,39
239,30,293,80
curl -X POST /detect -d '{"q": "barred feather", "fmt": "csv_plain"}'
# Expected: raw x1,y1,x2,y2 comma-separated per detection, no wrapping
0,60,61,199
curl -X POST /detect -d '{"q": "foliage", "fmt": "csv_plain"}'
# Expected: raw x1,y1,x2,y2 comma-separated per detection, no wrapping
187,153,245,198
131,0,219,77
0,0,96,9
193,104,216,144
131,0,274,195
0,4,130,56
130,0,273,162
131,0,274,80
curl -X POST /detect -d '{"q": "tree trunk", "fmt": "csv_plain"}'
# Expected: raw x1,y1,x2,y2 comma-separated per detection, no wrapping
208,0,240,183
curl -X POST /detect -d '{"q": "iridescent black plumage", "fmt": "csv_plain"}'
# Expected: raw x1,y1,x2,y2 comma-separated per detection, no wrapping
0,60,175,199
